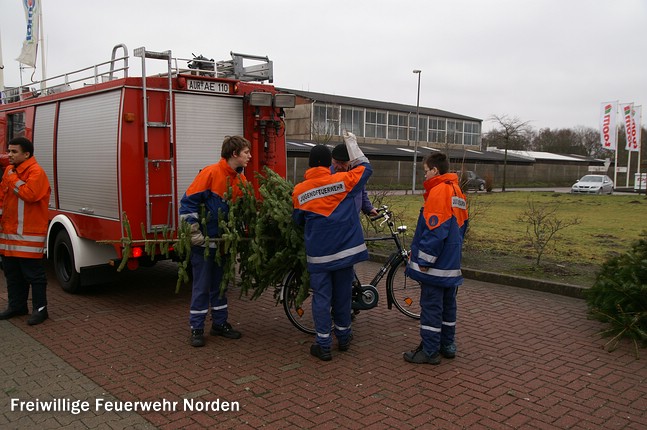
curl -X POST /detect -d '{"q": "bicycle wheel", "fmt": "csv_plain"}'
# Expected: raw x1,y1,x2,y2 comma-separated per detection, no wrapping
281,270,316,335
386,257,421,319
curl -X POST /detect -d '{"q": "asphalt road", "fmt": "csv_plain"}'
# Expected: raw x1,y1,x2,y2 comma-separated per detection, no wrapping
377,187,642,196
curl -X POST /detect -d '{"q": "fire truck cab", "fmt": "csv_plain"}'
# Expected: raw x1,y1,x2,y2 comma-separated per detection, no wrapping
0,44,294,293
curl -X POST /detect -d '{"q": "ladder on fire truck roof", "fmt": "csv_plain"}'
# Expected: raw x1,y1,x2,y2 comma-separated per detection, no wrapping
133,47,176,234
216,52,274,83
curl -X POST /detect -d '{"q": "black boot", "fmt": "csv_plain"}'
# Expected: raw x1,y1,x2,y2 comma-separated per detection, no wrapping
310,344,332,361
0,307,29,320
190,329,205,347
210,322,242,339
27,309,48,326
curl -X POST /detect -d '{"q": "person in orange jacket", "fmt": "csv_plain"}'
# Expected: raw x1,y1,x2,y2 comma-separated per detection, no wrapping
0,153,10,173
404,152,468,364
292,131,373,361
179,135,251,347
0,137,52,325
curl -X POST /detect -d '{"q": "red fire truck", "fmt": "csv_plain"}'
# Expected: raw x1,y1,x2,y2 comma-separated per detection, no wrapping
0,44,294,293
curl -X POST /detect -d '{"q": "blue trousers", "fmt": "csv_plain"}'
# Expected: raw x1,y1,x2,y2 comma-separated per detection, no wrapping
310,267,354,349
2,256,48,312
189,247,228,330
419,284,458,355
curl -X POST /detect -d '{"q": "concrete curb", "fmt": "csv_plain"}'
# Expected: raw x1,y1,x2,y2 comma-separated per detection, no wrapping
460,267,587,299
367,252,588,299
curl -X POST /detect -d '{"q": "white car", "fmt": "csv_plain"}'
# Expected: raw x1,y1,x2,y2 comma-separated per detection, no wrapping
571,175,614,194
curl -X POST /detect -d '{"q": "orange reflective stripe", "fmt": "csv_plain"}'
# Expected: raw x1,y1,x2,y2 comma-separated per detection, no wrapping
293,165,367,216
0,157,50,255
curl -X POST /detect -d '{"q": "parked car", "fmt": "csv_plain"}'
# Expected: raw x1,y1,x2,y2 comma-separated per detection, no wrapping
570,175,614,194
458,170,486,191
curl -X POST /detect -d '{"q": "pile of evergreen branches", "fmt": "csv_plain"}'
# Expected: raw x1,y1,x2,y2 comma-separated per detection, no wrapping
585,232,647,358
177,167,307,301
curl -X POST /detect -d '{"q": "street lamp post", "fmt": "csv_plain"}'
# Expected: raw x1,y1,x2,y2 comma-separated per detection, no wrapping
412,69,422,194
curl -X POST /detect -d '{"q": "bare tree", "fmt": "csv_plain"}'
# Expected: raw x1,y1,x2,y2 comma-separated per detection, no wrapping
488,115,532,191
573,126,604,157
308,104,339,145
310,120,338,145
482,128,531,151
516,199,581,266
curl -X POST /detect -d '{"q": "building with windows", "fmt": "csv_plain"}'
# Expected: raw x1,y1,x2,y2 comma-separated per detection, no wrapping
278,88,603,189
280,89,483,148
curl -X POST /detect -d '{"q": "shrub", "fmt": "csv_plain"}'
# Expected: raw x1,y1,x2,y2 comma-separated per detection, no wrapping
585,231,647,358
516,199,581,266
484,173,494,192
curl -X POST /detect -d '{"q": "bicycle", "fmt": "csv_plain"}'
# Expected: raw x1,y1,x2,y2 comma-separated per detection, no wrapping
280,205,422,334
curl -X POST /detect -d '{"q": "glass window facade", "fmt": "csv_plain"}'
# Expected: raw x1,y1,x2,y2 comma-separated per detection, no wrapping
463,121,481,146
341,106,364,136
311,102,480,147
447,120,464,145
388,113,409,140
313,104,340,136
429,117,446,144
416,116,428,142
365,109,387,139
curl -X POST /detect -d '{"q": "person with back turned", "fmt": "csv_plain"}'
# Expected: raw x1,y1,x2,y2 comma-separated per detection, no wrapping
292,131,373,361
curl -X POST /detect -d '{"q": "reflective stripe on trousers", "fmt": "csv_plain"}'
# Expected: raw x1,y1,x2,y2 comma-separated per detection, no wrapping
419,284,457,355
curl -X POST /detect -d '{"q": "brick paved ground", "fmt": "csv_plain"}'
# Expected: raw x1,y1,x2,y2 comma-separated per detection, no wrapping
1,260,645,429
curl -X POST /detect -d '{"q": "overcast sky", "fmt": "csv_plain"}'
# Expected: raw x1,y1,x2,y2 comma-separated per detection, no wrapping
1,0,645,133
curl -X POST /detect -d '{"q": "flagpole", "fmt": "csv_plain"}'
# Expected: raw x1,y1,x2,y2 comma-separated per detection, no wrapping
638,106,643,193
637,106,642,175
626,149,631,188
0,28,5,95
38,0,46,91
613,102,618,187
624,103,639,188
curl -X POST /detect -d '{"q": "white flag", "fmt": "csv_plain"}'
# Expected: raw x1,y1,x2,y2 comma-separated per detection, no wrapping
620,103,637,151
16,0,41,67
599,101,618,151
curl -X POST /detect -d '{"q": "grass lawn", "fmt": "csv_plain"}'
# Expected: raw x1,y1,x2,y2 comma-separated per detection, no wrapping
365,191,647,288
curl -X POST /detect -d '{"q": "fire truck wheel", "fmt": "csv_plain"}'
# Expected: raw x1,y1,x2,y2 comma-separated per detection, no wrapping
53,230,82,293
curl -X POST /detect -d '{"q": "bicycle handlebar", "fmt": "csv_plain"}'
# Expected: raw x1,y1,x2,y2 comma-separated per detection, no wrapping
369,213,383,222
370,205,391,222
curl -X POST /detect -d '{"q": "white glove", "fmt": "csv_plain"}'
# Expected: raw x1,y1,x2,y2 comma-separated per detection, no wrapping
189,222,205,246
343,130,369,167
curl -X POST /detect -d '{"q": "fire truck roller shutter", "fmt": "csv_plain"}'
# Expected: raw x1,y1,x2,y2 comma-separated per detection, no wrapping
57,91,121,219
174,93,244,200
32,103,57,210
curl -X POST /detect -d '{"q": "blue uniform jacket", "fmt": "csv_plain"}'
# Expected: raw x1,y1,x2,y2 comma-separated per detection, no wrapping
293,162,373,273
329,166,375,214
405,173,469,287
179,158,246,240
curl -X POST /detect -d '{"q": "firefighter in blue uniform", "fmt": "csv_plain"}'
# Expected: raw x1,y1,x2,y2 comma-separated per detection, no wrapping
292,131,372,361
404,152,468,364
179,135,251,347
